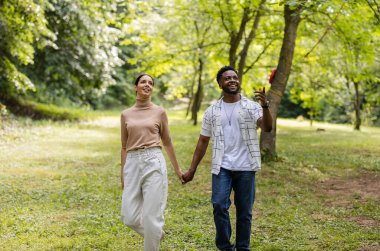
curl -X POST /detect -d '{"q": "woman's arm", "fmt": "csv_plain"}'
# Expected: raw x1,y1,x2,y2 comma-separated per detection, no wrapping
160,110,184,183
163,142,184,182
120,148,127,189
120,113,128,189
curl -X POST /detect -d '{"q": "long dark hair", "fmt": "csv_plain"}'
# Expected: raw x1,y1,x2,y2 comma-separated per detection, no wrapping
134,74,154,86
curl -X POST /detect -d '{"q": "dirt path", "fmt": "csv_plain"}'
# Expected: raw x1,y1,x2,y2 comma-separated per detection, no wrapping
320,172,379,207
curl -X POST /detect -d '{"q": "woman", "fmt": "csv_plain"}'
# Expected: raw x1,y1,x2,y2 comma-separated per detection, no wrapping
120,74,183,251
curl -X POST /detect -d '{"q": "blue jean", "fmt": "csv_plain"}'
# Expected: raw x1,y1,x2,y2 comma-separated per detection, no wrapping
212,168,256,251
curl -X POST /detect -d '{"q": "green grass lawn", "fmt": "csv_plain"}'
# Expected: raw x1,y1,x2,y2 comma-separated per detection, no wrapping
0,111,379,250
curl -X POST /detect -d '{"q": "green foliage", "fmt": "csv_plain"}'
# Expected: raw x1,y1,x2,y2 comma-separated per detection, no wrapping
277,83,309,119
26,0,123,106
0,0,55,94
0,0,129,108
287,0,380,127
0,0,379,127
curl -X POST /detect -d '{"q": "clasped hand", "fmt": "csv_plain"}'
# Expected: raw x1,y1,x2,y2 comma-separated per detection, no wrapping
181,169,195,184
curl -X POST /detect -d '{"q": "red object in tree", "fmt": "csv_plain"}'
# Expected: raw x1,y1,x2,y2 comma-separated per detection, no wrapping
269,68,277,84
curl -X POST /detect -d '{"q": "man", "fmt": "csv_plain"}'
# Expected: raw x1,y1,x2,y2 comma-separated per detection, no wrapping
182,66,273,251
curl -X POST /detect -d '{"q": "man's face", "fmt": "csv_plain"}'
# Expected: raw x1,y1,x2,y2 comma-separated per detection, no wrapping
219,70,240,94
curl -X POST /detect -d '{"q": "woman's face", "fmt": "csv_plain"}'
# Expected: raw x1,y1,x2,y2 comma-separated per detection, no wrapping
135,75,154,98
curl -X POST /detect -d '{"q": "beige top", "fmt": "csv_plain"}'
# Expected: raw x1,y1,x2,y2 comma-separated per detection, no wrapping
120,98,172,152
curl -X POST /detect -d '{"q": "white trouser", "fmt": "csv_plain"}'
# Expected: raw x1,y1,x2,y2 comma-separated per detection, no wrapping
121,147,168,251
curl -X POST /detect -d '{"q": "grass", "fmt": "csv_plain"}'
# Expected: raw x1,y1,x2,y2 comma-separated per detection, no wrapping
0,111,379,250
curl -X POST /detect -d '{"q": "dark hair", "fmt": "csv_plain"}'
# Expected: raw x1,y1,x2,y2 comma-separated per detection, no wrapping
134,74,154,86
216,66,238,83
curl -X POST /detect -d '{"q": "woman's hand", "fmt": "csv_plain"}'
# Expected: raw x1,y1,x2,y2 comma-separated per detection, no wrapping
175,169,185,184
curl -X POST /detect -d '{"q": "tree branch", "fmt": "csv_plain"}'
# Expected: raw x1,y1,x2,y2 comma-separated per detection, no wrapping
243,38,275,74
366,0,380,23
217,0,232,35
238,0,266,78
304,2,346,58
200,17,214,46
174,42,227,54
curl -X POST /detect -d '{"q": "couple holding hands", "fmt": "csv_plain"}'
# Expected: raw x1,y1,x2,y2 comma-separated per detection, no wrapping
120,66,273,251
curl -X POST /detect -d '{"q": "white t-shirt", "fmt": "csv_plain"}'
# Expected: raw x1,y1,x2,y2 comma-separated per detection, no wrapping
221,100,251,171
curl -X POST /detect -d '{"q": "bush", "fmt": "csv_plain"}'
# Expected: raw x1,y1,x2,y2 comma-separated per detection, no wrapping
0,96,85,121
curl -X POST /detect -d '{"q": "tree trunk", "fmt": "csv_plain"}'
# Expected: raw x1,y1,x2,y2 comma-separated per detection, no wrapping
186,64,198,117
227,6,252,68
191,57,204,125
310,112,314,127
260,4,303,159
353,81,361,130
229,34,238,68
310,85,314,127
186,94,193,118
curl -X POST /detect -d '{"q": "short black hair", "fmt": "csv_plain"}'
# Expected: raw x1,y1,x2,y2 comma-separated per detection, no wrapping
134,74,154,86
216,66,238,83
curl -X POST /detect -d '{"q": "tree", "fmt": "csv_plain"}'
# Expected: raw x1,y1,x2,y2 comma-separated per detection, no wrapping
0,0,55,97
260,0,379,157
216,0,270,83
260,1,305,158
290,61,331,126
304,0,380,130
0,0,129,112
122,0,223,124
289,0,380,129
332,1,379,130
185,3,220,125
27,0,123,106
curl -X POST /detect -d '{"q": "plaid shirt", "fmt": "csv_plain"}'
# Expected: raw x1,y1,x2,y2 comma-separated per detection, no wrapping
200,95,263,175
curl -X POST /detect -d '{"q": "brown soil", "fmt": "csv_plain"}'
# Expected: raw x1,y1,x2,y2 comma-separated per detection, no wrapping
319,172,380,229
360,243,380,251
319,172,380,206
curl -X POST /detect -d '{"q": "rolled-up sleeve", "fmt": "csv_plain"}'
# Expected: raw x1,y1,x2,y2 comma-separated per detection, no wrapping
200,109,212,137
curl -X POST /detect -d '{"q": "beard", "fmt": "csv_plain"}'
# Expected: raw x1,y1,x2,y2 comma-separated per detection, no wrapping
222,85,240,94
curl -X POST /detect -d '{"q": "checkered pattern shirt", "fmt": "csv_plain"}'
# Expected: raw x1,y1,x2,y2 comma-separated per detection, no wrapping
200,95,263,175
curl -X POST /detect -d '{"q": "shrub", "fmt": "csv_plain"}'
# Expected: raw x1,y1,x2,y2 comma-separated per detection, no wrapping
0,96,85,121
